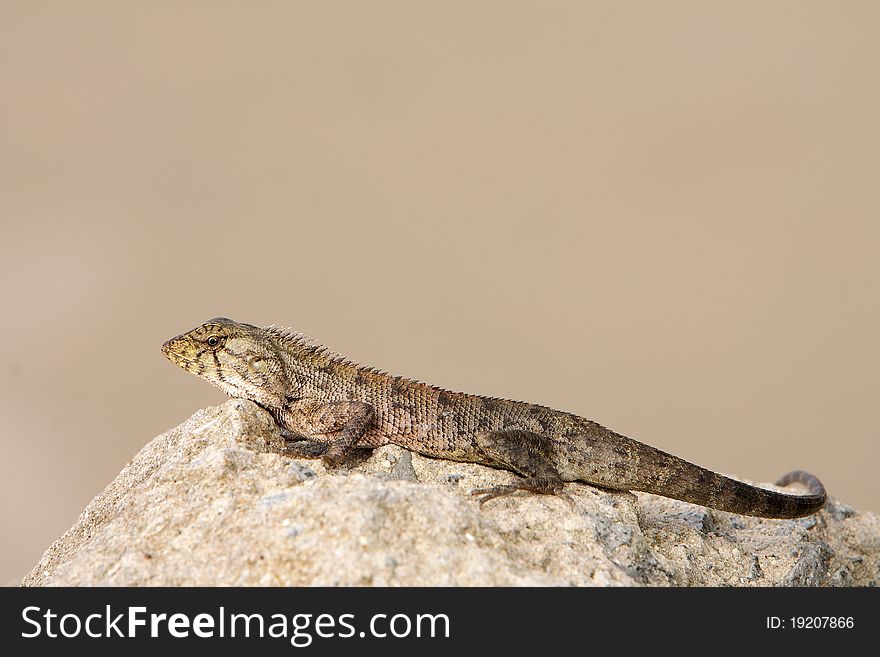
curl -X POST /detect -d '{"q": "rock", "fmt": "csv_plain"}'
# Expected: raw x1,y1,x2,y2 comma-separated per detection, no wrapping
23,401,880,586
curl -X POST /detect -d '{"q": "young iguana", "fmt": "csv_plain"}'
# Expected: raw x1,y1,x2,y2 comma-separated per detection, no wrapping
162,317,826,518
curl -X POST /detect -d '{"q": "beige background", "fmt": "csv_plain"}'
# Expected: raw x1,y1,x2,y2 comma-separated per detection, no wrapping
2,2,878,585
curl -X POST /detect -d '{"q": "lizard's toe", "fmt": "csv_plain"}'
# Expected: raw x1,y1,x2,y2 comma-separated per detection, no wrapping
470,484,521,506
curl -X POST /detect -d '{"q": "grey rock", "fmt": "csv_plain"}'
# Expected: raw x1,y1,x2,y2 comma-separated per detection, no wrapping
23,401,880,586
381,449,419,482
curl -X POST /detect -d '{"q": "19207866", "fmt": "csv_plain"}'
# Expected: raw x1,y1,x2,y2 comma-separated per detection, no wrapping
766,617,854,629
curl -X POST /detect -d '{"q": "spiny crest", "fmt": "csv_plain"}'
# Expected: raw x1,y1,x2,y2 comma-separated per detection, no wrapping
262,324,391,377
261,322,538,404
264,324,316,350
261,322,528,404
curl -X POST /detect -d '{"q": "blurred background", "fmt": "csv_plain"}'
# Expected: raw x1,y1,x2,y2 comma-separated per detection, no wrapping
1,1,878,585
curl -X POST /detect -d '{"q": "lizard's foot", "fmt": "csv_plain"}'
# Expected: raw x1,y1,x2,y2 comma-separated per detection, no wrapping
556,490,577,510
470,484,575,508
278,440,329,459
321,446,348,468
470,484,523,506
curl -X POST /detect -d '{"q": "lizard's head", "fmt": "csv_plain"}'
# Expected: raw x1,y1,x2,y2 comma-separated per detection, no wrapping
162,317,289,409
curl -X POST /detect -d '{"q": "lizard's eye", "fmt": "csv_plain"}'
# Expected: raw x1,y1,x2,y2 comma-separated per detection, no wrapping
206,336,220,347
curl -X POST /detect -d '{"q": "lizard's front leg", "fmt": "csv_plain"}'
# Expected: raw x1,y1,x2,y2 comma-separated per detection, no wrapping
276,399,375,467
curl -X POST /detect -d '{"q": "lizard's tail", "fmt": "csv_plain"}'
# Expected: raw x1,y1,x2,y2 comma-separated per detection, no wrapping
600,436,827,518
699,468,826,518
642,458,825,518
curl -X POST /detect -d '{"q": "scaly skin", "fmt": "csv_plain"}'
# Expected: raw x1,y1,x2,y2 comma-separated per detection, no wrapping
162,317,826,518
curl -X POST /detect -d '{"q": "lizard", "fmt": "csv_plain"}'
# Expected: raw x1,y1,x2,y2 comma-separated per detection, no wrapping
161,317,826,519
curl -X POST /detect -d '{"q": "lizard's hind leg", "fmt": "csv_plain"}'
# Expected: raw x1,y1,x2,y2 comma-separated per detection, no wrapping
470,429,571,506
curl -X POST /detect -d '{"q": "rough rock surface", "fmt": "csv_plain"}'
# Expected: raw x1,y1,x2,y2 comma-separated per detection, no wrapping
24,400,879,586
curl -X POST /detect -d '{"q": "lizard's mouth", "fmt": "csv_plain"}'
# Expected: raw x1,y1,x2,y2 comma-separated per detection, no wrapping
161,338,191,369
161,338,180,362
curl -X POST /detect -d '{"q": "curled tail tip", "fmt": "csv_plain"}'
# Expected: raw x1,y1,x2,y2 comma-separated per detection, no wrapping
775,469,825,492
775,469,827,513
